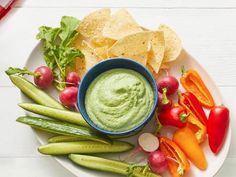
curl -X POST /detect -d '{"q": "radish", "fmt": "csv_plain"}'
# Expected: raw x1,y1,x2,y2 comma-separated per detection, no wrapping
148,150,168,174
138,133,159,152
66,72,80,87
59,87,79,110
157,71,179,95
5,66,53,89
34,66,53,89
123,133,159,162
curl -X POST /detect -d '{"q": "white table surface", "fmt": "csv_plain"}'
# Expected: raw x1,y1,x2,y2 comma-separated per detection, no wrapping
0,0,236,176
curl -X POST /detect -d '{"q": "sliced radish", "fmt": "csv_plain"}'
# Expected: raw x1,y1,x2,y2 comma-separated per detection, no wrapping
122,133,159,163
138,133,159,153
148,150,168,174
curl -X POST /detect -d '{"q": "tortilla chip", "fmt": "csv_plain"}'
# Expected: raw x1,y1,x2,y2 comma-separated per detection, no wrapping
102,9,143,40
77,8,111,38
108,31,152,65
94,46,109,59
70,34,85,49
160,63,169,69
147,60,169,79
146,64,159,80
90,36,116,48
67,35,85,75
75,41,101,78
75,57,86,78
147,31,165,73
159,24,182,63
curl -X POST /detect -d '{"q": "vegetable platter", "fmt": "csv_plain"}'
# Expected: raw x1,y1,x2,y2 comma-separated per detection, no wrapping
5,8,231,177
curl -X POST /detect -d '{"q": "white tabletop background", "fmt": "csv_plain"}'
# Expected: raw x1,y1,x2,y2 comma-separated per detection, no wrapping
0,0,236,176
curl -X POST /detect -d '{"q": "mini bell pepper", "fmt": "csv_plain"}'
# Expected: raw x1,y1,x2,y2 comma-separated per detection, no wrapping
186,114,207,144
173,127,207,170
180,67,215,109
208,105,230,154
178,91,208,126
160,137,190,177
159,104,189,128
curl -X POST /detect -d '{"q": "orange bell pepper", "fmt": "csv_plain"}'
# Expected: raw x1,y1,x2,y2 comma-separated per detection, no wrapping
173,127,207,171
186,113,207,144
180,67,215,108
160,137,190,177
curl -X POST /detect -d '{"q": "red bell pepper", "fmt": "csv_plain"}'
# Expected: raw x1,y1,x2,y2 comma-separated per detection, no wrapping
159,104,189,128
208,105,230,154
178,92,208,126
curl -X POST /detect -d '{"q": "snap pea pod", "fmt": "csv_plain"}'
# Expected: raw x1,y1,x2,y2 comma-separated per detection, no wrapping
9,75,65,109
39,141,133,155
48,135,87,143
48,134,136,143
69,154,161,177
18,103,88,127
16,116,111,144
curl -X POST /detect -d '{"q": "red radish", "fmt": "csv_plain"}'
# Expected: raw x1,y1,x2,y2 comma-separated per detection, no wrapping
159,88,172,111
157,74,179,95
123,133,159,162
148,150,168,173
138,133,159,152
34,66,53,89
66,72,80,87
59,87,78,108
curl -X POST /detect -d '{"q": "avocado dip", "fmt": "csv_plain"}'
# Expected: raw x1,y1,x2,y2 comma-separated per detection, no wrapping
85,68,154,132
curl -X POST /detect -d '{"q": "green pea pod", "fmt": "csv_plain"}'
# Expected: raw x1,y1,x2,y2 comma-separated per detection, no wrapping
39,141,133,155
48,135,87,143
69,154,161,177
16,116,111,144
18,103,88,127
9,75,65,110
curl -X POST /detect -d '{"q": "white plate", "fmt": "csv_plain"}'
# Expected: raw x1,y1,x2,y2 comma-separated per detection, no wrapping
22,42,231,177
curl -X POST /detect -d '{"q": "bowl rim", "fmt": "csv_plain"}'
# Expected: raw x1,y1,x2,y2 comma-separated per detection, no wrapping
77,58,158,135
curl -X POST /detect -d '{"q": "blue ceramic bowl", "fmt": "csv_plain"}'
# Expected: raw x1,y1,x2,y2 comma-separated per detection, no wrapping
77,58,158,136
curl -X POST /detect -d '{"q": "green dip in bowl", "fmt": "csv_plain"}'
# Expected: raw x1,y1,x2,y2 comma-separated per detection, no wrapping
85,68,154,132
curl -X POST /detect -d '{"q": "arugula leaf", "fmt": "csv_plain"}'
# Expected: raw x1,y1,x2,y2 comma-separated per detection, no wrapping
5,67,39,77
59,46,83,69
36,26,61,43
43,47,57,70
59,16,80,47
37,27,61,70
36,16,83,91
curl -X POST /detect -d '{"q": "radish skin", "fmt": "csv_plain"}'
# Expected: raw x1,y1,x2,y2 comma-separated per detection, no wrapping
148,150,168,174
66,72,80,87
59,87,78,108
157,75,179,95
